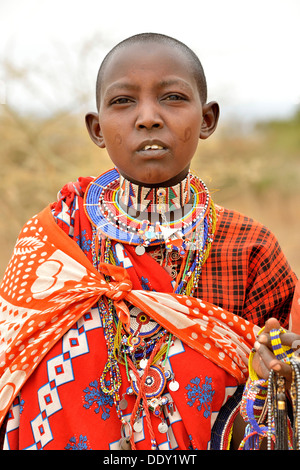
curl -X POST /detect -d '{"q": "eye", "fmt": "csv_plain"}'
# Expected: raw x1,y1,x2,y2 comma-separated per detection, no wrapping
111,97,133,105
163,94,186,102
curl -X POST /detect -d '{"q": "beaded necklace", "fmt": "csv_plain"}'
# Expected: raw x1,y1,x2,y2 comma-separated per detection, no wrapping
84,168,212,254
119,172,191,212
85,168,216,449
240,328,300,450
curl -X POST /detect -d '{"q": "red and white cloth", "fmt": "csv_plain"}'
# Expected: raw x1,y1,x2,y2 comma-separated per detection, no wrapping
0,205,259,430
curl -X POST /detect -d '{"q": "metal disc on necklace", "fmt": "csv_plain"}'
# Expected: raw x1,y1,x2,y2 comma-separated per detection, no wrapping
119,397,128,410
133,420,143,433
135,245,146,256
158,421,169,433
118,437,131,450
169,380,180,392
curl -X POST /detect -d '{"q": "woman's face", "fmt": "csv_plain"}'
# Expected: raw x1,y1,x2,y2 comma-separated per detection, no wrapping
86,42,218,186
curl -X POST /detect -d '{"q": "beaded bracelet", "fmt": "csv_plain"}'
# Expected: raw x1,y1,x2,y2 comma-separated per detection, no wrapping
239,372,269,449
240,328,296,450
269,328,294,362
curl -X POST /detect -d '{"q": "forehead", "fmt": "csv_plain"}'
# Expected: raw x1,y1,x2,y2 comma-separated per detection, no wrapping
99,42,198,96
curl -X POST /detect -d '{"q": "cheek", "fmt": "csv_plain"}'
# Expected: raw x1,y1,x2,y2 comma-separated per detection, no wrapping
178,126,200,155
114,134,122,145
100,117,124,148
180,127,192,143
177,115,202,145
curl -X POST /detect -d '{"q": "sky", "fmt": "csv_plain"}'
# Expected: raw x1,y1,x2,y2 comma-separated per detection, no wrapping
1,0,300,124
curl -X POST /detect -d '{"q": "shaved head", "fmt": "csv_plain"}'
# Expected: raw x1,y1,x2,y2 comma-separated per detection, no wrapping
95,33,208,110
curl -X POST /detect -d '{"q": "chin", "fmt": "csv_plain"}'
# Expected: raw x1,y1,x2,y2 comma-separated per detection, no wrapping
141,171,189,187
119,170,170,187
137,176,173,187
118,166,189,187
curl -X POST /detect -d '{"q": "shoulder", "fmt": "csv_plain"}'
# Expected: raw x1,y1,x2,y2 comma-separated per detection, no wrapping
50,176,94,237
51,176,94,207
214,204,277,248
50,176,94,215
213,203,297,288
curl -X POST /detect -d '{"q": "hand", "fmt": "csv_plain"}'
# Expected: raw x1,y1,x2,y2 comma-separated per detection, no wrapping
252,317,300,385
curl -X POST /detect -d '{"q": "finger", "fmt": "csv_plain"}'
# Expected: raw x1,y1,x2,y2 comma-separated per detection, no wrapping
254,341,293,382
252,348,271,380
278,333,300,350
257,331,300,350
254,341,280,369
258,317,281,337
256,318,282,345
262,317,282,334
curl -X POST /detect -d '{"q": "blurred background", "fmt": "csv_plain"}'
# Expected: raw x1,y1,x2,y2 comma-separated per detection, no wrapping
0,0,299,278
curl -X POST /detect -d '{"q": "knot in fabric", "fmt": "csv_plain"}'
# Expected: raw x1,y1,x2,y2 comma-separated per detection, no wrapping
98,262,132,302
104,279,132,301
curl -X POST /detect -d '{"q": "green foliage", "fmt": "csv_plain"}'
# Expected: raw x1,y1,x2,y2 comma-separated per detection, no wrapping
256,108,300,154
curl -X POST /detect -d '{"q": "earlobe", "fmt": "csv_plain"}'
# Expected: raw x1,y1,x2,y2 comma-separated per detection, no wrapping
85,112,106,148
200,101,220,140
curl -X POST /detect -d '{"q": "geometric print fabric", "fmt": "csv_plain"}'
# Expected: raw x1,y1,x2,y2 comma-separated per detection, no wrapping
4,306,101,450
4,300,239,450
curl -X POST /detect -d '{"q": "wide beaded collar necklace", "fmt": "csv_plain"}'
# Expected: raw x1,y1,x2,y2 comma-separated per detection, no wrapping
84,168,212,256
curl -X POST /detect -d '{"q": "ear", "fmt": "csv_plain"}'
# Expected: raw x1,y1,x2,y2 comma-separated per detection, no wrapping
200,101,220,140
85,112,106,148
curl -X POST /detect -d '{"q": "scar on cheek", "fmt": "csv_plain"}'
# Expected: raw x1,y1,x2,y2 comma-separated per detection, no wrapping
114,134,122,145
182,127,191,142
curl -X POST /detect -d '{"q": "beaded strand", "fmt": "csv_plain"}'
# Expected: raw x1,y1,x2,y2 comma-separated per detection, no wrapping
242,329,300,450
290,358,300,449
86,171,217,449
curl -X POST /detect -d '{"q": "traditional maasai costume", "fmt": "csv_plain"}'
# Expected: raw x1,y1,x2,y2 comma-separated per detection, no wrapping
0,169,296,450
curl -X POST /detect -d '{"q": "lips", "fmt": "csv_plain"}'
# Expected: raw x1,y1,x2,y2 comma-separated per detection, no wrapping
142,144,164,151
137,140,168,152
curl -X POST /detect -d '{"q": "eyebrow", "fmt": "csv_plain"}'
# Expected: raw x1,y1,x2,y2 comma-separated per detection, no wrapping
105,82,140,97
104,78,193,97
158,79,193,93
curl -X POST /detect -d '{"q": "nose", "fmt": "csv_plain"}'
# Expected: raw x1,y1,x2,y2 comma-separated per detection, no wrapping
135,101,164,130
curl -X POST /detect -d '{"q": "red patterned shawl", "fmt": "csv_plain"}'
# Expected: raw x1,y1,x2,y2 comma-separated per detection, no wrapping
0,205,259,428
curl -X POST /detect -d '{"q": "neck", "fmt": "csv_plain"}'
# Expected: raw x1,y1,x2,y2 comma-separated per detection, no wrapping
118,173,191,213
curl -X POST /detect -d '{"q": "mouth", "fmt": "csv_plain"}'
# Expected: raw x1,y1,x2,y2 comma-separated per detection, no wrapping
142,144,164,151
137,140,168,156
